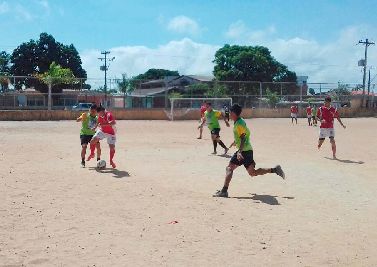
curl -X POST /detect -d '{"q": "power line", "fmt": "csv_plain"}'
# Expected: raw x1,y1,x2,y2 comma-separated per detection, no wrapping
358,38,375,106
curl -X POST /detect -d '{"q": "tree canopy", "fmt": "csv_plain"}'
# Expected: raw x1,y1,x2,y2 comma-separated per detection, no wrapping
133,68,179,81
10,32,86,93
213,44,296,83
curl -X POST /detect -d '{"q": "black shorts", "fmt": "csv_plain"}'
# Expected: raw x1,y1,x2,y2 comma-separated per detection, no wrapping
210,128,220,137
80,135,93,145
225,112,230,121
230,150,255,169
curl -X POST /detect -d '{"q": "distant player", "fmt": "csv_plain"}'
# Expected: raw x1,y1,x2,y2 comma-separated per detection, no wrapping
197,101,207,139
76,104,101,167
290,105,298,124
213,104,285,198
306,105,312,126
198,102,230,154
88,106,117,168
223,103,230,122
311,105,317,126
317,97,346,159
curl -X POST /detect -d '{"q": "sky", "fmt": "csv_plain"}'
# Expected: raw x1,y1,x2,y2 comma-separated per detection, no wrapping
1,0,377,85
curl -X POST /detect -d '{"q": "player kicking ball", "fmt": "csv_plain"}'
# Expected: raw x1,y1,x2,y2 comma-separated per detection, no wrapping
213,104,285,198
316,97,346,159
87,106,117,168
76,103,101,167
198,102,230,155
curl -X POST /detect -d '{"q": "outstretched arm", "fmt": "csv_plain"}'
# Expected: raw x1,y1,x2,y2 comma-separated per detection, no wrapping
198,117,206,129
337,117,346,129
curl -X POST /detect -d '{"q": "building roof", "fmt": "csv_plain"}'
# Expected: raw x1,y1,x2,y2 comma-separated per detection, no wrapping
186,75,215,82
131,87,175,96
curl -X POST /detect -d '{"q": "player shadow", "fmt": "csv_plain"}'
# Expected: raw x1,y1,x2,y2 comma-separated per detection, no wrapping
89,167,130,179
324,157,364,164
232,193,281,205
217,154,232,159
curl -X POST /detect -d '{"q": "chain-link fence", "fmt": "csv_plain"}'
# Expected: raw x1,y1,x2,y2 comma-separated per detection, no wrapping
0,76,376,110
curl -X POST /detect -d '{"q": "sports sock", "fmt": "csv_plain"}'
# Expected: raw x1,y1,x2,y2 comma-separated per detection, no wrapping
110,149,115,162
81,158,85,163
213,140,217,152
221,186,228,193
218,140,227,149
89,143,96,155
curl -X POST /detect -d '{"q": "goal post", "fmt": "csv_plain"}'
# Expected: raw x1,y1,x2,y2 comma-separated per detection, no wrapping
169,97,233,121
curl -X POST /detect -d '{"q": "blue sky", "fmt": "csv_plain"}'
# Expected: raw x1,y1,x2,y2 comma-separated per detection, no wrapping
1,0,377,84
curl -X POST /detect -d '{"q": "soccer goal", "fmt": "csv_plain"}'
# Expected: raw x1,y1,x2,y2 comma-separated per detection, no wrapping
169,97,233,121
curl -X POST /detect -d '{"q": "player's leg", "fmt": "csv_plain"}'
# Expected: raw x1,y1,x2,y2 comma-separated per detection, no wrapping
330,137,336,159
87,130,104,161
96,142,101,161
80,135,91,166
198,126,203,139
291,115,294,124
213,162,239,197
107,134,117,168
295,115,298,124
242,151,285,179
211,131,218,154
318,128,326,149
214,129,228,154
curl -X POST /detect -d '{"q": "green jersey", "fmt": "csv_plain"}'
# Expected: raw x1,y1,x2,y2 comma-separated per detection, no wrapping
233,117,252,152
311,107,316,116
204,109,222,130
78,112,98,135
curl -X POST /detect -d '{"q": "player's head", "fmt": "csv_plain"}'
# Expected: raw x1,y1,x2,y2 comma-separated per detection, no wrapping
230,103,242,121
324,96,331,107
205,102,212,111
96,105,106,117
89,103,97,115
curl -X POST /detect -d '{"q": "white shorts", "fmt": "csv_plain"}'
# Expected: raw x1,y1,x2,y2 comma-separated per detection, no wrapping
93,130,116,145
307,115,312,119
291,113,298,118
319,128,335,139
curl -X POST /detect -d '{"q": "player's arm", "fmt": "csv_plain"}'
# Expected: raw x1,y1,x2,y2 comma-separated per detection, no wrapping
198,117,206,129
336,114,346,129
228,141,236,149
76,113,84,122
237,134,246,160
218,111,230,127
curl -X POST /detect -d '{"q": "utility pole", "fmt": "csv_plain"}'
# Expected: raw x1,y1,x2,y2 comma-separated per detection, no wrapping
98,51,115,107
358,39,375,107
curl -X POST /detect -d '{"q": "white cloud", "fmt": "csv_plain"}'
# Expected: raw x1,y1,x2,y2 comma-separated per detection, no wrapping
14,4,34,21
81,38,219,87
0,1,9,14
225,21,377,83
167,15,201,35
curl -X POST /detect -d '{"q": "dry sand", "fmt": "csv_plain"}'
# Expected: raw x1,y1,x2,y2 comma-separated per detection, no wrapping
1,118,377,266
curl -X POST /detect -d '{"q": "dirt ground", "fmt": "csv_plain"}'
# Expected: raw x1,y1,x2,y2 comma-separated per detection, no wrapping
1,118,377,267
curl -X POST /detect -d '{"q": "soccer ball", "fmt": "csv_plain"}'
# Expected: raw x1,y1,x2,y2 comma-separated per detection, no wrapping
97,160,106,169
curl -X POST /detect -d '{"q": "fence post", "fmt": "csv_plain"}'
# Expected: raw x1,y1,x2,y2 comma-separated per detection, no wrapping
259,82,262,107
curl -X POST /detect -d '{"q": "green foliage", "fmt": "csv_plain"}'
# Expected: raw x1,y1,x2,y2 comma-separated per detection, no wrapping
265,88,280,107
37,62,75,86
213,44,296,82
187,83,211,95
168,92,183,99
133,68,179,81
117,73,134,94
10,32,87,93
205,82,228,97
0,51,11,92
309,88,316,95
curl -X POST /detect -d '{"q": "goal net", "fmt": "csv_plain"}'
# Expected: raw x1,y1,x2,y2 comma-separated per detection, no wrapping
169,97,233,121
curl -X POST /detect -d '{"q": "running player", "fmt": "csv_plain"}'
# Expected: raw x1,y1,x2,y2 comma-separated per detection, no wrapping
306,105,312,126
197,101,207,139
223,103,230,122
87,106,117,168
311,105,317,126
290,105,298,124
76,104,101,167
213,103,285,198
198,102,230,154
317,97,346,159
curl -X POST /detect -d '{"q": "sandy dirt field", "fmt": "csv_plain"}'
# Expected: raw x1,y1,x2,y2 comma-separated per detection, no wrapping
1,118,377,267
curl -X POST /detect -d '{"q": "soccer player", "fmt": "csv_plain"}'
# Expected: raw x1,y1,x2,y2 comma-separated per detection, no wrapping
197,101,207,139
306,105,313,126
198,102,230,154
223,103,230,122
317,97,346,159
87,106,117,168
290,105,298,124
213,104,285,198
311,105,318,126
76,104,101,167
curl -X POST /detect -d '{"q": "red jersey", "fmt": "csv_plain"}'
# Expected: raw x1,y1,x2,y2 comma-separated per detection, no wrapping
306,107,312,116
290,106,298,113
317,106,339,129
200,105,207,117
98,111,116,135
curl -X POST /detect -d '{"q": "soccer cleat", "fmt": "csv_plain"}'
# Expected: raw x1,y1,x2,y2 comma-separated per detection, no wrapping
212,190,228,198
86,153,95,161
212,151,217,155
274,165,285,179
81,161,85,167
110,161,116,169
223,148,229,155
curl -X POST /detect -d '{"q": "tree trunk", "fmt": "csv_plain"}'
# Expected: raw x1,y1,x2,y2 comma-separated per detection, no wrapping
47,83,52,111
123,91,126,109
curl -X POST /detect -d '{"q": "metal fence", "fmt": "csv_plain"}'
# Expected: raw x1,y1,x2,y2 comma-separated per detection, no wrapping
0,76,376,110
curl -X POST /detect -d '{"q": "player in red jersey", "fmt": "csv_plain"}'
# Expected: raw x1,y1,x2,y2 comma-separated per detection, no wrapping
290,105,298,124
197,101,207,139
306,105,313,126
316,97,346,159
87,106,117,168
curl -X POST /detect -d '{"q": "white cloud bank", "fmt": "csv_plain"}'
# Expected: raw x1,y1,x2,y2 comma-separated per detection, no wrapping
167,15,201,36
81,22,377,86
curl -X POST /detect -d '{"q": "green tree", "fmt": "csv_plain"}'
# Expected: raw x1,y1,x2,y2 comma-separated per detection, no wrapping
205,82,228,97
133,68,179,81
309,88,316,95
117,73,134,108
265,89,280,108
213,44,296,83
0,51,11,92
37,62,75,110
10,32,87,93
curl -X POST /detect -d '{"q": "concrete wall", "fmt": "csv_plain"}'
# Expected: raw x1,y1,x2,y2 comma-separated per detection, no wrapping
0,107,376,121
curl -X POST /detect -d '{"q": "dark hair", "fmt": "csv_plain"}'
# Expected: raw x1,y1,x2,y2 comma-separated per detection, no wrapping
206,102,212,106
96,106,105,112
90,103,97,110
325,96,332,102
230,103,242,116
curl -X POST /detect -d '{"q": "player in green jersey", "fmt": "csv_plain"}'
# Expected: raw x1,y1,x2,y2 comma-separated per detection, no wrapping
213,103,285,198
76,104,101,167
